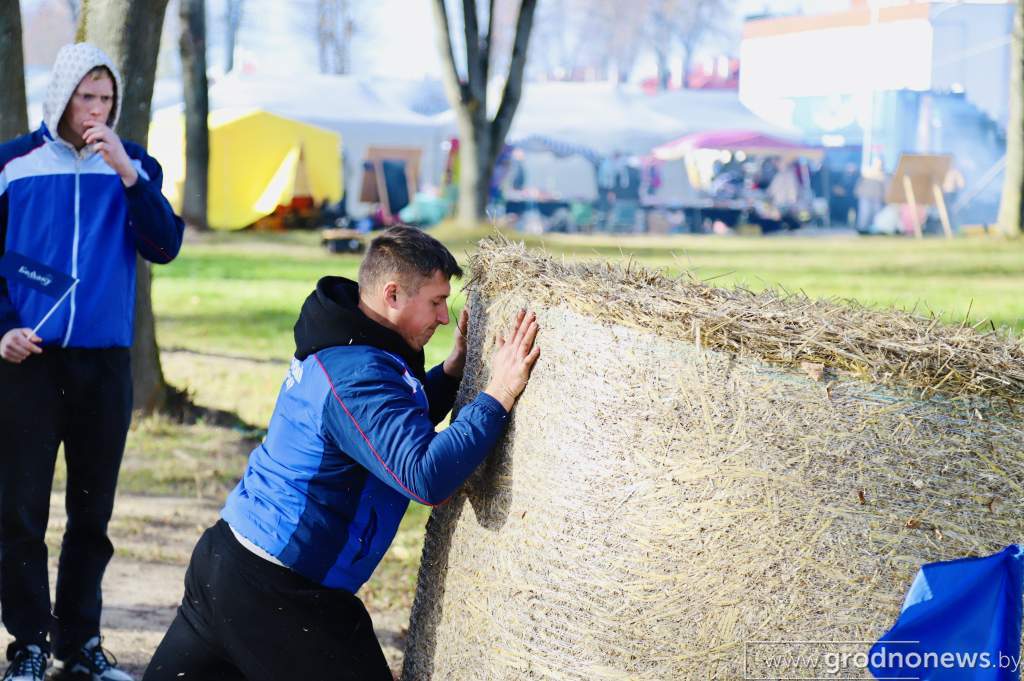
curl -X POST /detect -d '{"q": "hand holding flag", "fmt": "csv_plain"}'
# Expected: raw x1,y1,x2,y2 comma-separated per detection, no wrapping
0,327,42,363
0,251,78,362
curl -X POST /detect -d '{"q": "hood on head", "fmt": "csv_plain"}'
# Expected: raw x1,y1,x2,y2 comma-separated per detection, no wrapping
293,277,426,380
42,43,123,142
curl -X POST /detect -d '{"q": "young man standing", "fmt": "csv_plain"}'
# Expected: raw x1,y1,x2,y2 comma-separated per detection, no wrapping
144,226,539,680
0,43,184,680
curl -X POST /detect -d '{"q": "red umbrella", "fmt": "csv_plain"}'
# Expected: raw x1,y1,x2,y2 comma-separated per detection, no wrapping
653,129,823,161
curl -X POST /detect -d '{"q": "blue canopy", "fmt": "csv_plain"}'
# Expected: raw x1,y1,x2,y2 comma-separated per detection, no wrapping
870,545,1023,680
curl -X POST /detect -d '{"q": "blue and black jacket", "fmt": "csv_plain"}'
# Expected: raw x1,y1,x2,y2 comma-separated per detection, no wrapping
222,277,509,592
0,42,183,348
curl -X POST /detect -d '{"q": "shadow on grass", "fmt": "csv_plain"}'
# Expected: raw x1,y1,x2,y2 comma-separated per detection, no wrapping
161,346,290,366
162,381,264,434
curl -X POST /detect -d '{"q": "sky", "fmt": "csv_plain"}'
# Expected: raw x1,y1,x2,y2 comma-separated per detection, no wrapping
212,0,840,80
20,0,855,80
234,0,861,80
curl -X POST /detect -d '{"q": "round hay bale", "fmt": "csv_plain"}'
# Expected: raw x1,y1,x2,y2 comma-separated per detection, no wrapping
402,238,1024,680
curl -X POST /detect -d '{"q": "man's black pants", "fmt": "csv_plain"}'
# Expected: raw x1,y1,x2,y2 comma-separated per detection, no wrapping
0,347,132,659
143,521,393,681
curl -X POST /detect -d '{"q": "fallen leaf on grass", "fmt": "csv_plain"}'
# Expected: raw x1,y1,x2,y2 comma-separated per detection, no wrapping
801,362,825,381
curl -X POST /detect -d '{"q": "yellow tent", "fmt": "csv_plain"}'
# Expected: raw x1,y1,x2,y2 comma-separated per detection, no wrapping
149,108,343,230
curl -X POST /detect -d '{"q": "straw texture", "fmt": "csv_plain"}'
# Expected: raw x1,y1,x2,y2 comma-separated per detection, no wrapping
402,238,1024,680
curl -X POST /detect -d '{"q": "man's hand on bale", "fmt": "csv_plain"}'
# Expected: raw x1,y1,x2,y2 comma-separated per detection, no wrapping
485,309,541,412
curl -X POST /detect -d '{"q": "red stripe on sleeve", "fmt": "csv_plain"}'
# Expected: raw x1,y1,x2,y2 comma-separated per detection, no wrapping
314,353,438,507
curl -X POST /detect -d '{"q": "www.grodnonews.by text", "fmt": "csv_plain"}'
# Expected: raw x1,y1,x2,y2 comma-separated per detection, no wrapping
744,641,1023,678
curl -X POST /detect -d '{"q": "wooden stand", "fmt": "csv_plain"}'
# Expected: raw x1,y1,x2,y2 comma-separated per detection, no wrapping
901,175,923,239
886,154,955,240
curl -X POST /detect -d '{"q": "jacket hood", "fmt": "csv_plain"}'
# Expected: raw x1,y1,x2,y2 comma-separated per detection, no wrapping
294,277,426,380
43,43,123,144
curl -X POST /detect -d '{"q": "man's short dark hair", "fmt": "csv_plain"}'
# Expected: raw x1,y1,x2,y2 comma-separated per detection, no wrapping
358,225,462,294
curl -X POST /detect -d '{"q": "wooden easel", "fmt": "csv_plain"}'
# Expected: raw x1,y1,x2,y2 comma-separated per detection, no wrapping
887,154,954,239
358,147,422,218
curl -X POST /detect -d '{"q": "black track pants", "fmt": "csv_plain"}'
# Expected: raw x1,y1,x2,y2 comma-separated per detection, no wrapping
143,521,393,681
0,347,132,658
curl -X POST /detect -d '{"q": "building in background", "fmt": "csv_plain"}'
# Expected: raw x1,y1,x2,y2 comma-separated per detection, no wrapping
739,0,1013,223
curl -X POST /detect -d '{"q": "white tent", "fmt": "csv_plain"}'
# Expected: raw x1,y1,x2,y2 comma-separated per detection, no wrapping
202,72,450,216
371,76,450,116
489,82,794,159
509,151,598,201
31,68,448,217
646,89,801,140
504,82,686,157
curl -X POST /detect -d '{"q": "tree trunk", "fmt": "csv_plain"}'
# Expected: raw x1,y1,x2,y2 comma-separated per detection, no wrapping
655,45,670,90
456,117,493,225
81,0,173,413
0,0,28,141
180,0,209,230
65,0,82,26
225,0,242,72
998,0,1024,237
616,61,632,84
76,0,87,40
679,42,695,90
433,0,537,226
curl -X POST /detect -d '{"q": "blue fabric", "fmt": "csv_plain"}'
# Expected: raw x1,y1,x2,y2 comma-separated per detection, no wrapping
0,126,183,346
0,251,76,298
222,345,508,592
380,159,410,213
0,129,47,335
870,545,1024,679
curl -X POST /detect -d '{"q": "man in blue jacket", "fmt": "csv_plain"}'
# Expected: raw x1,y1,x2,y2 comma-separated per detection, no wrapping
0,43,184,681
143,226,539,680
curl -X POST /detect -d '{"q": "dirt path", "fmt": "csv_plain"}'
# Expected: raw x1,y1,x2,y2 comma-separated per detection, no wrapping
0,493,407,678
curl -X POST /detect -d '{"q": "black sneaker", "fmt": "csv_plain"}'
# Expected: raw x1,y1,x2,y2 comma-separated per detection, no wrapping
2,645,48,681
51,638,131,681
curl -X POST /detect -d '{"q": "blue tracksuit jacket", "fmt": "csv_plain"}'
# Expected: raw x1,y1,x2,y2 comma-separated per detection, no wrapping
222,277,509,592
0,124,183,347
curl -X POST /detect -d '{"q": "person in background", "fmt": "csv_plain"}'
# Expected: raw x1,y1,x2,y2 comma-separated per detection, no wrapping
855,157,887,233
830,162,860,227
0,43,183,681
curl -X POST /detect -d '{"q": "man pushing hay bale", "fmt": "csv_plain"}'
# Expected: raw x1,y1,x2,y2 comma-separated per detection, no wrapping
402,237,1024,681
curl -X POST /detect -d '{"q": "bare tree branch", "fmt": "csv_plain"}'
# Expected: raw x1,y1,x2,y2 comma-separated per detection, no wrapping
482,0,496,85
318,0,330,73
225,0,243,72
432,0,470,108
491,0,536,152
669,0,736,88
316,0,356,75
65,0,82,24
462,0,485,105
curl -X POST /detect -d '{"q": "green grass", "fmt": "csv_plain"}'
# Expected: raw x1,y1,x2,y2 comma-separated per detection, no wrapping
362,503,431,614
53,417,256,498
153,231,469,425
520,232,1024,331
152,228,1024,426
156,233,469,360
141,227,1024,604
